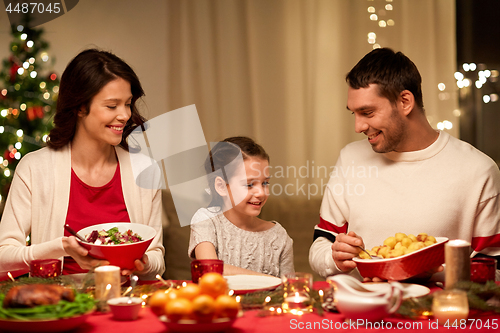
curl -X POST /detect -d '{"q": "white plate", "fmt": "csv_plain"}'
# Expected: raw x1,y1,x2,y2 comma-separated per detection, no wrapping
225,275,282,294
362,282,430,299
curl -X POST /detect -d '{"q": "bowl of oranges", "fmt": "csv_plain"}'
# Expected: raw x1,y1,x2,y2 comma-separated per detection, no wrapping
149,272,241,332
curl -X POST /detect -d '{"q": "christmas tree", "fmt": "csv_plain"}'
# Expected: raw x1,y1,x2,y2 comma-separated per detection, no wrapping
0,16,59,215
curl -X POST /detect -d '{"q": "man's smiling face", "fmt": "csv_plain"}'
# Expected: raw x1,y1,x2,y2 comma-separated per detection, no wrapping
347,84,407,153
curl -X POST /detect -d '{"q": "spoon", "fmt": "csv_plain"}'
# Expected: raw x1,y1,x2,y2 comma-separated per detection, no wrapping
64,224,89,243
128,274,139,304
356,245,381,259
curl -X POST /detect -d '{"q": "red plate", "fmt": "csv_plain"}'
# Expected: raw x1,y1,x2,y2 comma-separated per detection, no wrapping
0,311,93,333
353,237,448,281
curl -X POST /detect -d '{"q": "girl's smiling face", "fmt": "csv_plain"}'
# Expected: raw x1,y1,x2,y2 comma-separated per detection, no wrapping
225,157,270,217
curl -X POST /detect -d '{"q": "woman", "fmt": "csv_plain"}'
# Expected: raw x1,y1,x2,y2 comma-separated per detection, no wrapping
0,49,165,279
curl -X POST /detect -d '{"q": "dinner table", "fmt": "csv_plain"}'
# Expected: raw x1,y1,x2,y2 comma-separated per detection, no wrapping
3,279,495,333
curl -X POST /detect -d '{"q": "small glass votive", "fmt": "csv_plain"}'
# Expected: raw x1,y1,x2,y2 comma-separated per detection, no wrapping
95,265,121,312
282,272,313,314
432,290,469,325
29,259,62,278
471,258,497,284
190,259,224,283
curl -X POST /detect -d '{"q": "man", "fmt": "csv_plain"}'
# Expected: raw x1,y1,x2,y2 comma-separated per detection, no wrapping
309,48,500,280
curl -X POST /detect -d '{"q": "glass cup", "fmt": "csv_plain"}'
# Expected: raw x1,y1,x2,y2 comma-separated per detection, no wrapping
29,259,62,278
281,272,313,314
470,258,497,284
432,289,469,325
190,259,224,283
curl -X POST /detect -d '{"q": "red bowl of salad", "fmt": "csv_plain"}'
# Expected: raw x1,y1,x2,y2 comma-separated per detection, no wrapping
76,222,157,270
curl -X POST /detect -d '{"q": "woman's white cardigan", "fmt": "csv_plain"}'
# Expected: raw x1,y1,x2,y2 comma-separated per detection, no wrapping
0,144,165,279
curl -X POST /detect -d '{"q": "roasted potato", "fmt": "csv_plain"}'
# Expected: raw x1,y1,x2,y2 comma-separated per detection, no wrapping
359,232,438,259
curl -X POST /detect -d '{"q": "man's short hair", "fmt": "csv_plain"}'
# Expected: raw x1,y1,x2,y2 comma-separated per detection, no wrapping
346,48,424,110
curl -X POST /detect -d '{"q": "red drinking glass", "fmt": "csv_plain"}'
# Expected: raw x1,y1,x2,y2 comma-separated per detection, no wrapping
190,259,224,283
470,258,496,283
29,259,62,278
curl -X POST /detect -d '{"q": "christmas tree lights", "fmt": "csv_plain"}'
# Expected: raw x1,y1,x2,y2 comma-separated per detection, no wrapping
0,15,60,214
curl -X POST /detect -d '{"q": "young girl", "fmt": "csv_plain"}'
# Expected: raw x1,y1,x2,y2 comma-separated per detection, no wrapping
188,136,294,277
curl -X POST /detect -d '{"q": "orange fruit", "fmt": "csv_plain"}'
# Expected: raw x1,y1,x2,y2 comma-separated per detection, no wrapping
191,294,215,322
214,295,240,319
198,272,228,299
177,283,201,301
148,290,170,316
165,298,193,322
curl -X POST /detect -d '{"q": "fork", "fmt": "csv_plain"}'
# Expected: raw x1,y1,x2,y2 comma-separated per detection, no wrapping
356,245,381,259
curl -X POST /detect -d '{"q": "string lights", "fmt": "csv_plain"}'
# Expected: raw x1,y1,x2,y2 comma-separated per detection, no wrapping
0,22,59,206
366,0,395,49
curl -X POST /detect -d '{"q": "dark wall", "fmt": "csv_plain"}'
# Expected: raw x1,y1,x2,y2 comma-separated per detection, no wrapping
456,0,500,164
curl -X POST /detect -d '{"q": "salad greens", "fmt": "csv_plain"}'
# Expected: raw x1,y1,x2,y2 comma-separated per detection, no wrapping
86,227,143,245
0,292,95,320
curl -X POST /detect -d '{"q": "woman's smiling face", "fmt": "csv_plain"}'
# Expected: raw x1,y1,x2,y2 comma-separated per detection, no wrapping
76,77,132,147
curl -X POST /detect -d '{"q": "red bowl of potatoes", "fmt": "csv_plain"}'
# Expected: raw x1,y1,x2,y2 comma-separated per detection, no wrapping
353,237,449,281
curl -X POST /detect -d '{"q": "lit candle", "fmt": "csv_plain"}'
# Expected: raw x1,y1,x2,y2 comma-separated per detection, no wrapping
95,265,121,311
432,290,469,325
445,240,471,289
281,272,313,314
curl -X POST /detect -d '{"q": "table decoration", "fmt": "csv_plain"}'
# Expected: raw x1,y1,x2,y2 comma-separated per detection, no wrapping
471,257,497,283
29,259,62,278
234,285,325,316
282,272,313,314
108,296,143,321
432,289,469,324
445,239,471,289
396,281,500,320
95,266,121,298
190,259,224,283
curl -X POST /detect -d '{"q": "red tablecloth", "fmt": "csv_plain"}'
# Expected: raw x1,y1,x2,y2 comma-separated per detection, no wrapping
71,281,500,333
1,280,499,332
76,304,500,333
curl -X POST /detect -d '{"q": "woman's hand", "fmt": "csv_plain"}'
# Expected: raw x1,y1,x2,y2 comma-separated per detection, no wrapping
121,254,149,276
62,236,109,270
331,231,364,272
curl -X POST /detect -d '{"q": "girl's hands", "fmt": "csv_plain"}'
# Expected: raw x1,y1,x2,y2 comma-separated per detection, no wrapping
62,236,109,270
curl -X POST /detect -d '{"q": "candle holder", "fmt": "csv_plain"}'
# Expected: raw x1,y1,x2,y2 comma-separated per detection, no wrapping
432,289,469,325
470,258,497,284
190,259,223,283
281,272,313,314
29,259,62,278
445,240,471,289
94,265,121,312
